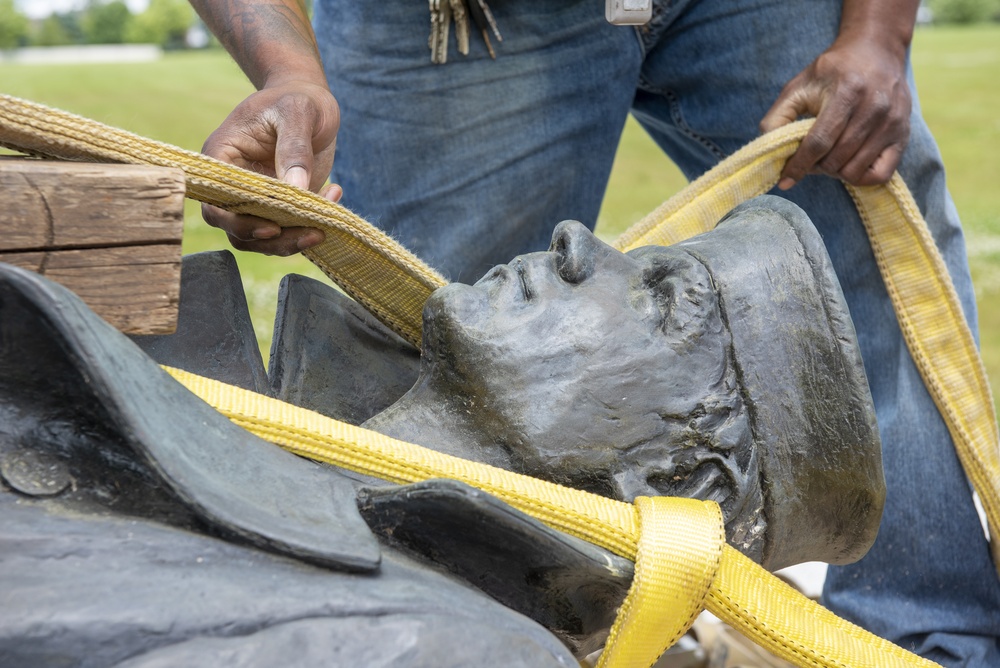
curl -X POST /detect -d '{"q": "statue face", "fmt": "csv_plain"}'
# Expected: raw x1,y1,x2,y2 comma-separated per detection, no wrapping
421,222,759,527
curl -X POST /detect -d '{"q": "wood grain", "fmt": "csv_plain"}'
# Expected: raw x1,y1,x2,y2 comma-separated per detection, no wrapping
0,158,185,334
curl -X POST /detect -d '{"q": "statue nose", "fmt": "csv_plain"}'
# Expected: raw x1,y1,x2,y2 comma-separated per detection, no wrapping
550,220,600,284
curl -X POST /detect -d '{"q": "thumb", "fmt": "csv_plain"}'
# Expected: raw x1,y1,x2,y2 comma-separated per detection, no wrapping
275,126,315,191
760,87,815,134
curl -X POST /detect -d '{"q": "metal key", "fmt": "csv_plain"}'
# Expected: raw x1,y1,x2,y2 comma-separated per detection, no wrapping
429,0,452,64
429,0,502,63
449,0,471,57
466,0,502,59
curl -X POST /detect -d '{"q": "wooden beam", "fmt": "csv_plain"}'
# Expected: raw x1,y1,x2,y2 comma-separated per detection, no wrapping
0,158,185,334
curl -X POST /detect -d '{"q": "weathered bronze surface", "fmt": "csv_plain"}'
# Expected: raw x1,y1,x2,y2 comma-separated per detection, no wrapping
0,195,884,665
269,272,420,423
367,196,884,570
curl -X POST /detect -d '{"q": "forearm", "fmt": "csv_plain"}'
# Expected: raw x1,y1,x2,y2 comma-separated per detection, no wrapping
837,0,920,60
189,0,326,89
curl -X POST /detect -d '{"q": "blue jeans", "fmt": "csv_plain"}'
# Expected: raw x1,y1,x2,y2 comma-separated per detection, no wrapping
315,0,1000,663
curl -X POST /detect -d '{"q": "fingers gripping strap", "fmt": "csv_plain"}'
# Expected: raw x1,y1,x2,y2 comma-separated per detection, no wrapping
597,497,724,668
615,121,1000,576
0,94,446,347
165,366,941,668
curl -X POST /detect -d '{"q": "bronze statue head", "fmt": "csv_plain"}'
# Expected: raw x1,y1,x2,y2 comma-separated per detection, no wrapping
372,196,884,569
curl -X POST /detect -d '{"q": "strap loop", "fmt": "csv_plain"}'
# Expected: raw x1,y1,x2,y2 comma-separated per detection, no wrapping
597,497,724,668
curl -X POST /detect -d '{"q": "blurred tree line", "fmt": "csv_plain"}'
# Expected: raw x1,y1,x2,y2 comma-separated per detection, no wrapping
927,0,1000,22
1,0,997,52
0,0,208,50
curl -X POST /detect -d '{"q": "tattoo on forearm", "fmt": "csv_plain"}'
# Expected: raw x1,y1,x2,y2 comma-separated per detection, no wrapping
190,0,321,88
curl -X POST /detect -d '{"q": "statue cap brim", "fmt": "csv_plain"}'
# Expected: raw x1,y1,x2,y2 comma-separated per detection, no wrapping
674,195,884,569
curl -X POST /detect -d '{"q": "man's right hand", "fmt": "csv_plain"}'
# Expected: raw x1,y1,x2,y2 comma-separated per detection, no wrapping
189,0,338,255
201,80,341,256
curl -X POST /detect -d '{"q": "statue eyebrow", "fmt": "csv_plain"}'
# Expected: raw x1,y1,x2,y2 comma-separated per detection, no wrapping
641,262,676,330
512,258,533,300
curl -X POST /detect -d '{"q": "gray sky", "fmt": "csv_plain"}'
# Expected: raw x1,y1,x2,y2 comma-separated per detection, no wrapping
15,0,150,19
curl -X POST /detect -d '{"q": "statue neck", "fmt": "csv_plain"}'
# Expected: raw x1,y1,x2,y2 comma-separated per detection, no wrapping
362,377,512,470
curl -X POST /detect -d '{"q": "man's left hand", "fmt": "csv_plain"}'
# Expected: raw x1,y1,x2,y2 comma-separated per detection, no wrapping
760,34,912,189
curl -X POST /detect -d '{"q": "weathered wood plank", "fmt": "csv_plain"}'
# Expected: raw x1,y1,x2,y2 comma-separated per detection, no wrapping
0,245,181,335
0,158,185,334
0,157,185,252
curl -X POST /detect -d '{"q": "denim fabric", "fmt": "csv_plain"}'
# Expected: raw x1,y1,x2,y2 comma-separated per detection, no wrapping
314,0,1000,663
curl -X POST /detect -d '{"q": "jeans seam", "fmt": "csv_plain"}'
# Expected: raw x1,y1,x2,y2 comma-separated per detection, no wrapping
635,0,673,56
631,25,648,61
640,85,727,160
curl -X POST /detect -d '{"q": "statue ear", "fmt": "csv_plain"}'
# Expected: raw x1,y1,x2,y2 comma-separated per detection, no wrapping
609,465,661,501
633,247,719,343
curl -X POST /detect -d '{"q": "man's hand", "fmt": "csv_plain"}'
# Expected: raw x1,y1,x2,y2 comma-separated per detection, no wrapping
760,1,918,190
201,80,341,255
190,0,338,255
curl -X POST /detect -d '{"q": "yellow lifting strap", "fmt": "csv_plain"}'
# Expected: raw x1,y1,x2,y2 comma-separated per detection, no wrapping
165,364,939,668
1,94,996,666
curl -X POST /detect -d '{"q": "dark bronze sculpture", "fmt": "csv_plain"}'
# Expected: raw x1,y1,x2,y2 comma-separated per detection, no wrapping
364,196,883,571
0,196,883,665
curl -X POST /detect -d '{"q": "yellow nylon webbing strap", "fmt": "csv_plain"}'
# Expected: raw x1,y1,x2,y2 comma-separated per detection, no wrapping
613,120,814,250
846,177,1000,570
164,365,939,668
707,546,937,668
613,119,1000,573
0,94,445,348
597,497,724,668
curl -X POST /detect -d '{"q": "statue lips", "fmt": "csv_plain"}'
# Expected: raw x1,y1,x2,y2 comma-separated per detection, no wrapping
466,252,557,308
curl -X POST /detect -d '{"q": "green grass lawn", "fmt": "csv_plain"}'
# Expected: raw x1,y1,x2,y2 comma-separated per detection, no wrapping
910,25,1000,414
2,27,998,411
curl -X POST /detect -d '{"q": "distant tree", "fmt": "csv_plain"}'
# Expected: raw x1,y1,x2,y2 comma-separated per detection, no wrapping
33,16,70,47
33,11,84,46
928,0,1000,22
83,0,133,44
0,0,29,49
126,0,196,48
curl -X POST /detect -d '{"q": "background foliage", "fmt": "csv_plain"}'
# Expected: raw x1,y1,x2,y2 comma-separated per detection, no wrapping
0,0,29,49
3,0,197,48
928,0,1000,23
